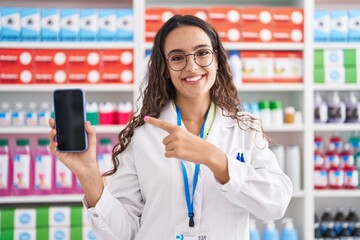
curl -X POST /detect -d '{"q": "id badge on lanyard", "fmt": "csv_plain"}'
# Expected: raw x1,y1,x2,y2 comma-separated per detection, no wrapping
174,225,211,240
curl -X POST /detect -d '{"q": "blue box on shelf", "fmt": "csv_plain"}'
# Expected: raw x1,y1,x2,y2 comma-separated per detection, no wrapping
117,9,133,41
1,7,21,41
80,9,99,42
41,8,60,42
61,9,80,41
21,8,41,41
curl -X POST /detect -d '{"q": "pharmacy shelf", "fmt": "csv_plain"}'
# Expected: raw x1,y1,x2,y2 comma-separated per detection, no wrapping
314,190,360,198
145,42,304,51
264,124,304,132
0,125,125,134
238,83,304,92
313,123,360,132
313,42,360,49
0,84,134,92
292,190,305,198
0,195,83,204
0,42,134,49
314,84,360,91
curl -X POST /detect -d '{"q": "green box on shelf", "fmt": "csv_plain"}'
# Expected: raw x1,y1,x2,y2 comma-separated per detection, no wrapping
345,67,358,84
314,49,324,66
0,208,14,230
0,229,13,240
70,206,83,227
70,226,82,240
36,207,49,228
344,49,357,66
314,66,325,83
37,227,49,240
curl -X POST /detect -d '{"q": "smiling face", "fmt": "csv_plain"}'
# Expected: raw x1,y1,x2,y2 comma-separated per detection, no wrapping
164,25,218,102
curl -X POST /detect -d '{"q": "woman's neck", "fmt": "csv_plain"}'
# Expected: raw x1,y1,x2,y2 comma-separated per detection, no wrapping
175,96,211,123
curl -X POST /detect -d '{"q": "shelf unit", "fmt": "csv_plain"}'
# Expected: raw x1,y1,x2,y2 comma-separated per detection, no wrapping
1,0,360,239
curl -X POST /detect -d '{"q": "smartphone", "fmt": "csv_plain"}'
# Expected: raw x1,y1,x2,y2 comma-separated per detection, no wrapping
53,89,88,152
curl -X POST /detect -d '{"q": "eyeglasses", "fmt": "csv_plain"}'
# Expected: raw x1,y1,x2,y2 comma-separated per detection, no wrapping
166,49,214,71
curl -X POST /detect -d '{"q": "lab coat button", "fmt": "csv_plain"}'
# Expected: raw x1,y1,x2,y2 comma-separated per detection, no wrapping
93,213,99,218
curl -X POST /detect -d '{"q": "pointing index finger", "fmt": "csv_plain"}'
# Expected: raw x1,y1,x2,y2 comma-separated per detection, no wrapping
144,116,176,133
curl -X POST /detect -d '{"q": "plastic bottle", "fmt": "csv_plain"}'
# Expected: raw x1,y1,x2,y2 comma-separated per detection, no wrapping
13,138,33,195
99,102,116,125
269,100,284,126
327,91,346,123
258,100,271,127
349,132,360,150
314,221,324,240
0,102,12,126
314,92,328,123
281,218,298,240
38,102,51,126
25,102,38,126
314,157,328,190
228,50,242,87
269,144,285,172
342,145,358,189
326,144,341,170
250,102,260,119
55,157,74,194
341,143,355,168
0,139,11,196
353,222,360,239
345,91,360,123
333,207,346,235
250,219,260,240
12,102,25,126
34,138,54,195
285,145,301,191
97,138,113,183
324,222,339,239
285,106,295,124
320,208,334,236
262,221,279,240
86,102,99,125
329,132,342,152
315,135,324,151
116,101,133,125
345,207,359,234
339,222,353,240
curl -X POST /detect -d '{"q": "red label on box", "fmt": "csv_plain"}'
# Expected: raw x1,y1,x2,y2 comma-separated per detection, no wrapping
272,27,303,42
241,25,272,42
240,8,272,25
0,68,33,84
272,8,304,28
209,7,242,25
213,24,241,42
0,49,34,68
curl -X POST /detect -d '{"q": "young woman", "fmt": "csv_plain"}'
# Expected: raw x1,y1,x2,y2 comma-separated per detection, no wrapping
49,15,292,240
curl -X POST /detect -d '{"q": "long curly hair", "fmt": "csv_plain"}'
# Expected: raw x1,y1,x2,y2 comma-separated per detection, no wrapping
104,15,261,176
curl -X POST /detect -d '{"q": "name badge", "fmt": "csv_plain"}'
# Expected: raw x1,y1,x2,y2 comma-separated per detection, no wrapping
175,234,208,240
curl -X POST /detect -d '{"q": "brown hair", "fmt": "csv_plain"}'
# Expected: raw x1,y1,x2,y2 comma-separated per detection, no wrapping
104,15,261,176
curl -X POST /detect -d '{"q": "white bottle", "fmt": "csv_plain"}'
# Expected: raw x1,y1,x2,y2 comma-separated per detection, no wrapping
228,50,242,88
314,92,328,123
25,102,38,126
0,102,12,126
38,102,51,126
270,144,285,172
250,219,260,240
269,100,284,126
12,102,25,126
285,145,301,191
258,100,271,127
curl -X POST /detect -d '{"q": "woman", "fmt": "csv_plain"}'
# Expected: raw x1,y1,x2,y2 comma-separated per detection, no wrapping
49,15,292,240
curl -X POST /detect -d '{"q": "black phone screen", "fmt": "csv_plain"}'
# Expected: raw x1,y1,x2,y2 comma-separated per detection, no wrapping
53,89,87,152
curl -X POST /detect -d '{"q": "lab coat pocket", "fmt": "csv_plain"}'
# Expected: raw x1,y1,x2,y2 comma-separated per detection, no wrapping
230,148,252,164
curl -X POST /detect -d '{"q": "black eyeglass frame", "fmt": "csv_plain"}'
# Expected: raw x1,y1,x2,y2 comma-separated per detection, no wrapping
165,49,215,71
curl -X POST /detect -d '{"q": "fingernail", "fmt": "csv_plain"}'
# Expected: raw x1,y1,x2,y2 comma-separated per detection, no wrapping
144,116,149,121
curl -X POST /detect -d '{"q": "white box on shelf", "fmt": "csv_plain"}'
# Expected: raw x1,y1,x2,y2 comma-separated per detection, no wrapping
330,11,349,42
21,8,40,41
314,10,331,42
41,8,60,41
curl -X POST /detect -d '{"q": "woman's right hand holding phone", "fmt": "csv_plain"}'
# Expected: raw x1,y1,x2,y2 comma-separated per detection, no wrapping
48,118,104,207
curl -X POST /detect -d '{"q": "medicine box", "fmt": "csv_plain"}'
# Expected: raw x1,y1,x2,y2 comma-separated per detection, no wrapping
80,9,99,41
99,9,117,41
314,11,331,42
1,7,21,41
41,8,60,41
117,9,134,41
330,11,349,42
21,8,40,41
348,10,360,42
61,9,80,41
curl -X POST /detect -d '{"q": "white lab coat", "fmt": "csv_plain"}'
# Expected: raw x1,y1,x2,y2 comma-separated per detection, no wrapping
84,101,293,240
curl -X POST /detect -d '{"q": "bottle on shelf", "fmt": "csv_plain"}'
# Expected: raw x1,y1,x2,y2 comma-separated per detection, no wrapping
333,207,346,235
116,101,133,125
0,139,11,196
97,138,113,183
55,157,75,194
285,145,301,191
353,222,360,239
38,102,51,126
345,91,360,123
86,102,99,125
314,213,323,240
339,222,352,239
327,91,346,124
262,221,279,240
250,218,260,240
269,144,285,172
269,100,284,126
258,100,271,127
0,102,12,126
314,92,328,124
280,218,298,240
323,222,339,240
342,143,359,189
34,138,54,195
228,50,242,88
12,102,26,126
329,132,343,152
25,102,38,126
12,138,33,195
320,208,334,236
345,207,359,235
